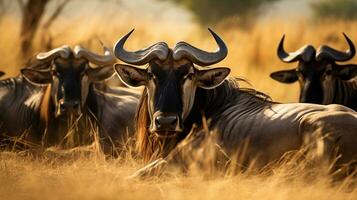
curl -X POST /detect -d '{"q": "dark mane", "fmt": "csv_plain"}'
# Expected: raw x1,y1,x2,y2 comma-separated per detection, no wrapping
135,90,151,160
39,85,53,133
213,77,272,104
136,76,273,162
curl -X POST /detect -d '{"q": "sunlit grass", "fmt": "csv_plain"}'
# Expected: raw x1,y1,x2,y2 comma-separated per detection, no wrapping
0,142,356,200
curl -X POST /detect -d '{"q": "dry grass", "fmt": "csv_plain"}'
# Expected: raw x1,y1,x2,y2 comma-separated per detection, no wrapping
0,143,356,200
1,12,357,200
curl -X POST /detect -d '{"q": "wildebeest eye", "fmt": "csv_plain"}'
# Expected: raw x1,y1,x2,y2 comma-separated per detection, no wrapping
147,71,155,80
52,70,60,76
185,73,194,80
80,71,86,76
325,69,333,75
295,68,303,76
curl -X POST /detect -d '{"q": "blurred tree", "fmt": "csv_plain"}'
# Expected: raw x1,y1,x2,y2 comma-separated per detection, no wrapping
164,0,279,26
311,0,357,20
17,0,70,58
0,1,5,17
0,0,11,21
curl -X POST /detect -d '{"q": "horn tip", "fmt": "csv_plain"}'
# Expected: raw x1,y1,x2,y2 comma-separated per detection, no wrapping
343,32,348,40
97,40,111,52
342,32,355,52
278,35,285,49
281,34,286,41
278,35,286,48
207,28,216,36
342,32,354,45
98,39,104,46
342,32,352,41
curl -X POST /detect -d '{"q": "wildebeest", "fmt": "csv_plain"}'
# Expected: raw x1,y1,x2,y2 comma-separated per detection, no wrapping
113,29,357,176
0,45,140,153
270,34,357,110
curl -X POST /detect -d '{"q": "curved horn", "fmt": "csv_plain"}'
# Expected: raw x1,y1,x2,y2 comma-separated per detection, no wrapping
316,33,356,62
277,35,316,63
173,28,227,66
74,44,115,65
36,45,71,62
113,29,169,65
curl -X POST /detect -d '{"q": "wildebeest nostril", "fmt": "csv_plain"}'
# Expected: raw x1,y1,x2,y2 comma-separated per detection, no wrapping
72,101,80,108
59,100,80,111
155,115,178,130
169,116,178,125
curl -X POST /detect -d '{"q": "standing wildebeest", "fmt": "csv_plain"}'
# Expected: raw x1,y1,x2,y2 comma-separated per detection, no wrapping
270,34,357,110
0,45,140,152
113,29,357,175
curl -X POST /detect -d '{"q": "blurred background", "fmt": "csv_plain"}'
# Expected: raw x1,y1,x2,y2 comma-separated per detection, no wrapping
0,0,356,102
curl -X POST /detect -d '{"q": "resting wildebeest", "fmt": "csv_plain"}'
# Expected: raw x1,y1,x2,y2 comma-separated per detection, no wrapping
113,29,357,176
0,45,140,153
270,34,357,110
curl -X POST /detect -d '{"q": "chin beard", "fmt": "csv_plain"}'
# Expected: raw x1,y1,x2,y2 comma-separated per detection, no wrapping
154,131,180,138
55,106,82,119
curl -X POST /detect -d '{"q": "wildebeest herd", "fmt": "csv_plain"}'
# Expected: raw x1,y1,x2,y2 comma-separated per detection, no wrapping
1,29,357,178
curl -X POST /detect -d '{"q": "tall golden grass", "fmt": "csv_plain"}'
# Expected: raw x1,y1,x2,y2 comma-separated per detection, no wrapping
0,138,356,200
1,14,357,199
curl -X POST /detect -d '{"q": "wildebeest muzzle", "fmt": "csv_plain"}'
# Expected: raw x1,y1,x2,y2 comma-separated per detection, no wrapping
56,98,82,117
150,111,183,138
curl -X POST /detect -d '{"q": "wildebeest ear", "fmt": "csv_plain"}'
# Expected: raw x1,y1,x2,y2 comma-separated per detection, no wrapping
21,68,52,85
270,69,298,83
86,65,115,82
196,67,230,89
114,64,147,87
336,64,357,80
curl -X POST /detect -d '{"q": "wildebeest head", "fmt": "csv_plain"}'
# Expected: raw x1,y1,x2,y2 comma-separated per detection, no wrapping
270,34,357,104
114,29,229,138
21,45,115,117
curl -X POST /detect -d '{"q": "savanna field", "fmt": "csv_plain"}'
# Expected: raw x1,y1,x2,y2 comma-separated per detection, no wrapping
1,0,357,199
